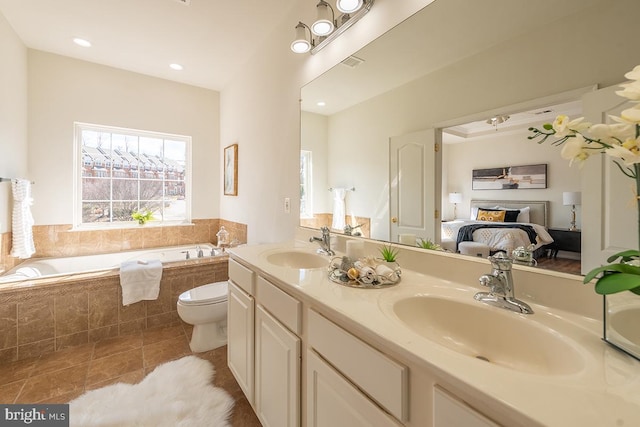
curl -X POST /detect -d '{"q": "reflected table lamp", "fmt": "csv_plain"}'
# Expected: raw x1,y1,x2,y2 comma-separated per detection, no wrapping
449,192,463,220
563,191,581,231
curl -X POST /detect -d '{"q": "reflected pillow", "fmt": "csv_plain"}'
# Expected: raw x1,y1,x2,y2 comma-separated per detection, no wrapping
476,209,506,222
477,207,519,222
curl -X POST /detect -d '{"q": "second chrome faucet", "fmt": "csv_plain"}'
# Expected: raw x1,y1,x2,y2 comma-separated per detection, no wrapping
475,253,534,314
309,226,335,256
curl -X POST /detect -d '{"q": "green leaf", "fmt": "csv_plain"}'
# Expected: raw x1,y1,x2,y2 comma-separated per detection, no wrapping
631,287,640,296
542,123,553,130
593,273,640,295
583,263,640,283
607,249,640,263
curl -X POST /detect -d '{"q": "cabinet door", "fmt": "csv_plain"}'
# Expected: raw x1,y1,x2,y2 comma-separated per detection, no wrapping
255,305,301,427
227,280,255,405
433,386,499,427
306,349,401,427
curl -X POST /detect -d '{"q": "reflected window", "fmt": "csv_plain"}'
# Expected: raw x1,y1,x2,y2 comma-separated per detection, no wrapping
75,122,191,227
300,150,313,218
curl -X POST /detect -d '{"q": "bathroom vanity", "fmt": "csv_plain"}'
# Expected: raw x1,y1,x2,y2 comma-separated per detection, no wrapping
227,229,640,427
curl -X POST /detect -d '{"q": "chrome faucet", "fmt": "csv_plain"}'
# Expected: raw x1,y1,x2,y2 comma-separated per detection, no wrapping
181,250,190,260
475,253,534,314
309,226,335,256
196,246,204,258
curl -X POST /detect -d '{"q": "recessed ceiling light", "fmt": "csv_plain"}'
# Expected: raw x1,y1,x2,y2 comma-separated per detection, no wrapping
317,101,326,107
169,63,183,71
73,38,91,48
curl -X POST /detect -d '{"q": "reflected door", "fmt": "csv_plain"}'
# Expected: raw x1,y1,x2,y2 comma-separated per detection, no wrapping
389,129,442,245
582,85,636,273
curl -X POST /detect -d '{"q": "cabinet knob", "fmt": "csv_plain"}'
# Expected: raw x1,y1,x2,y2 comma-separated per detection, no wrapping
391,217,398,223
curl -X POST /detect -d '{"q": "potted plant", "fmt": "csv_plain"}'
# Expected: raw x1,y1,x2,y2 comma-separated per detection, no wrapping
528,64,640,359
417,238,443,251
131,209,153,225
379,244,399,263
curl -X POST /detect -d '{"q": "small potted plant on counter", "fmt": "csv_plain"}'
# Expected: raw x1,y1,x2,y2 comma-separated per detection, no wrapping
132,209,153,225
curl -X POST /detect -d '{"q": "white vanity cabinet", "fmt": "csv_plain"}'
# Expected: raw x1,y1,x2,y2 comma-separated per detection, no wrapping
307,309,408,426
433,386,499,427
227,259,256,404
227,257,302,427
254,276,302,427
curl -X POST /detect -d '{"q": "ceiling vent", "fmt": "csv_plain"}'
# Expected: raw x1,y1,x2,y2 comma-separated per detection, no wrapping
341,55,365,68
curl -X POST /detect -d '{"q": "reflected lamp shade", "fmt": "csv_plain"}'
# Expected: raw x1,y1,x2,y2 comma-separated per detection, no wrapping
449,192,463,204
563,192,581,206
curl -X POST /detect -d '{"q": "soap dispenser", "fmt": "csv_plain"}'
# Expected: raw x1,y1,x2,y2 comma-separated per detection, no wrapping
216,226,230,251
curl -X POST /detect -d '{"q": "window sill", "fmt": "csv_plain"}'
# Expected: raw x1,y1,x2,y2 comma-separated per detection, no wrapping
71,221,193,232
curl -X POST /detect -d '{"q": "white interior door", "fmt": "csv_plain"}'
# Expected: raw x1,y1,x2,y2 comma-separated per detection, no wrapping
581,85,636,273
389,129,442,244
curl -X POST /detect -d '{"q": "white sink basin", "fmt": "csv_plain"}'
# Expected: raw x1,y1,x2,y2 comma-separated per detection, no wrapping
265,250,328,269
393,296,585,375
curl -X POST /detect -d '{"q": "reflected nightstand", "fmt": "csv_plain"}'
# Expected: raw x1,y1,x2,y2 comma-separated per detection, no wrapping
546,228,581,258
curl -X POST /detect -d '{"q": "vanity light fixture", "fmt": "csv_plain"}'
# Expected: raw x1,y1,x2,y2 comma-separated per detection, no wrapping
311,1,335,36
291,0,374,55
336,0,363,13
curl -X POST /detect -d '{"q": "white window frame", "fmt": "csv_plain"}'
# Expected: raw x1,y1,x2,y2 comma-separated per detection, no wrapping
300,150,314,219
73,122,192,229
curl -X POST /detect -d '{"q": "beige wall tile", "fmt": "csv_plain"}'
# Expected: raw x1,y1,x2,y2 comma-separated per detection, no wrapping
17,298,54,345
88,287,119,329
54,292,88,336
0,303,17,350
18,339,55,360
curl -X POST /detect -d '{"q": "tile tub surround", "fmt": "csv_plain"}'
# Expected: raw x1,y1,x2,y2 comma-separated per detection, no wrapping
0,218,247,274
0,256,228,363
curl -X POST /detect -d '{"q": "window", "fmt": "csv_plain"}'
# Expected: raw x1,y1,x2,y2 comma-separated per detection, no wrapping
300,150,313,218
75,123,191,227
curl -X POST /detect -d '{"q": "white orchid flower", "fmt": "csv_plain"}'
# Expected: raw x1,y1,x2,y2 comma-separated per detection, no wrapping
606,142,640,166
560,134,591,166
624,65,640,81
621,105,640,124
616,80,640,101
589,122,634,142
553,115,590,138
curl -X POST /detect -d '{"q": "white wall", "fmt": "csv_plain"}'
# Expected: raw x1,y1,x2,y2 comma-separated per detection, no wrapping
443,128,581,228
219,0,434,244
0,12,28,233
27,50,220,225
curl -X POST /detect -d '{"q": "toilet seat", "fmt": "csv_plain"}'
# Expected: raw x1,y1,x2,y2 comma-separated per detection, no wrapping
178,281,228,306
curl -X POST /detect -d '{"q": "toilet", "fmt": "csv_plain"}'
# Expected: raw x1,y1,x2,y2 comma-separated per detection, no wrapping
177,281,228,352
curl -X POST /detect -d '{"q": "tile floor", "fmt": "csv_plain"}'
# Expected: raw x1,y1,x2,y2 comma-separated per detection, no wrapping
0,323,261,426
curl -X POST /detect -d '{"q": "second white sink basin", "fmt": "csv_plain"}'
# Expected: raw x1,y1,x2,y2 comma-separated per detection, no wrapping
265,250,328,269
393,296,585,376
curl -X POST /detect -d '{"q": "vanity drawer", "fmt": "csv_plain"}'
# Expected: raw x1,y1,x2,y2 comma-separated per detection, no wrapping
257,276,301,335
308,310,408,422
229,258,255,295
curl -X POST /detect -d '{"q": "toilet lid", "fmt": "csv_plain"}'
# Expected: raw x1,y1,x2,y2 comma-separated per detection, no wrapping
179,281,228,305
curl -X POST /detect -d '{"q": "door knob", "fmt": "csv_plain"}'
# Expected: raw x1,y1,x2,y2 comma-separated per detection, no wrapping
391,217,398,223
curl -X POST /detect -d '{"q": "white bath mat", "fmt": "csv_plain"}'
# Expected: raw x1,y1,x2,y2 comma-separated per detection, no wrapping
69,356,234,427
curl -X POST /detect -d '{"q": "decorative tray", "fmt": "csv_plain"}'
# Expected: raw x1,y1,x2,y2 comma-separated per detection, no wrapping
328,256,401,289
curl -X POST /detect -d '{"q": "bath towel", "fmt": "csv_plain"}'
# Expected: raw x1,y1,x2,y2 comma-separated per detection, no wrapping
119,260,163,305
331,187,347,230
10,179,35,259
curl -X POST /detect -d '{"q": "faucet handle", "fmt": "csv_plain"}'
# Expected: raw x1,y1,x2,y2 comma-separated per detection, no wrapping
320,226,330,235
488,252,512,271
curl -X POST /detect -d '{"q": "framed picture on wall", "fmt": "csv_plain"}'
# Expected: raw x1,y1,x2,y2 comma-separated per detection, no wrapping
472,163,547,190
224,143,238,196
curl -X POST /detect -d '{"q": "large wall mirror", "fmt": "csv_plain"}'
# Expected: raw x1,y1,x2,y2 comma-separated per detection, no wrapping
300,0,640,276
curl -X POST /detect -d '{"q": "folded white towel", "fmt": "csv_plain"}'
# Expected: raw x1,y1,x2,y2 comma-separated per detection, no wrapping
119,260,163,306
10,179,35,259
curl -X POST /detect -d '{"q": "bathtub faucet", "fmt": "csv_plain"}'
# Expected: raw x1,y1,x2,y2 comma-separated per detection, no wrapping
181,250,190,260
196,246,204,258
